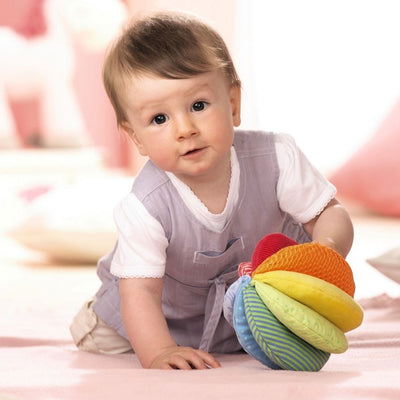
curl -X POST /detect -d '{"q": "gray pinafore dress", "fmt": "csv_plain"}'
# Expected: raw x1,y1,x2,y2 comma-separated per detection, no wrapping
93,130,310,353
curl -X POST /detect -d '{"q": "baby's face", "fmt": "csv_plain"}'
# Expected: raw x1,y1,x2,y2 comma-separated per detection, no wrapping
121,70,241,186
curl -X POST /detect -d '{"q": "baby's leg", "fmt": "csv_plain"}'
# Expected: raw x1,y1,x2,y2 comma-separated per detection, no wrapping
70,298,132,354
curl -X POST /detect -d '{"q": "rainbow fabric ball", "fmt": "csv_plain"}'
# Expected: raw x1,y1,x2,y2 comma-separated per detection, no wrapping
224,234,364,371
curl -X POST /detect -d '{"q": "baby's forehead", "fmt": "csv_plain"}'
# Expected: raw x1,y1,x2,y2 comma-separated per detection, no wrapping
123,69,230,89
119,70,229,107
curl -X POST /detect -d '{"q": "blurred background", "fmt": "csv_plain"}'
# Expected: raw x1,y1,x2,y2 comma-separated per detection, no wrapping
236,0,400,171
1,0,399,170
1,0,400,265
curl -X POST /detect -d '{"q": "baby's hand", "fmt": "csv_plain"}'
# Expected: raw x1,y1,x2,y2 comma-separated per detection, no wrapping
149,345,221,370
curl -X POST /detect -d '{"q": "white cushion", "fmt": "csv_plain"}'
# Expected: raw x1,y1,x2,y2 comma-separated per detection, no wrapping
8,175,132,263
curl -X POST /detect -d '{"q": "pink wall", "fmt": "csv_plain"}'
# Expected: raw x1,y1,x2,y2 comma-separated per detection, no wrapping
0,0,125,166
1,0,235,170
72,44,128,167
0,0,43,31
1,0,46,147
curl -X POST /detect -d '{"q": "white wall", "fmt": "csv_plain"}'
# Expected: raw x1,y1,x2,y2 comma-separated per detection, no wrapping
234,0,400,171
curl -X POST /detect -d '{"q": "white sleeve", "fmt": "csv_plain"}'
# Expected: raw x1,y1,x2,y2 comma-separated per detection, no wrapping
110,193,168,278
275,133,337,224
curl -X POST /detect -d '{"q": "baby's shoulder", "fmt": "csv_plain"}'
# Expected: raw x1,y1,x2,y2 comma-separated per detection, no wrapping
132,160,170,200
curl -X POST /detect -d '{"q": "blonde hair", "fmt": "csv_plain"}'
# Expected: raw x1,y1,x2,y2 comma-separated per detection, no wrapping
103,11,241,126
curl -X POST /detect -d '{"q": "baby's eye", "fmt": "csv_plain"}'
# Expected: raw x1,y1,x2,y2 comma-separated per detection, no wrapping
191,101,207,112
152,114,168,125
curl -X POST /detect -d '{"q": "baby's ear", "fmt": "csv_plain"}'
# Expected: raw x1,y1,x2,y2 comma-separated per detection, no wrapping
120,123,148,156
230,84,241,127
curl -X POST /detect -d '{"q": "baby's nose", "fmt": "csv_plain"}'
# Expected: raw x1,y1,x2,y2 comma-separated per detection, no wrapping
175,115,197,140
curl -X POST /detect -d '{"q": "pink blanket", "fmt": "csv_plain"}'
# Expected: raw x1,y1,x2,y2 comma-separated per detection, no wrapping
1,239,400,399
2,298,400,398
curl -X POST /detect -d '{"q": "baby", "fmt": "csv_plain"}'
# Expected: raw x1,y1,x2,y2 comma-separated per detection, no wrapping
70,11,354,370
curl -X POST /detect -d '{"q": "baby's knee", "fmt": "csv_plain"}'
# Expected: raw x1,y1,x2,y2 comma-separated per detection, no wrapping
70,298,132,355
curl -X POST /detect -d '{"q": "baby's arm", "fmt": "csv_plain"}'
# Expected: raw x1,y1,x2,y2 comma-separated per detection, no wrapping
119,277,220,369
303,198,354,258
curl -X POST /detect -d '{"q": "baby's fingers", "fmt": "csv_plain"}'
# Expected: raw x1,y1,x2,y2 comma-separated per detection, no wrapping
167,352,209,370
169,349,220,370
195,349,221,369
149,346,221,370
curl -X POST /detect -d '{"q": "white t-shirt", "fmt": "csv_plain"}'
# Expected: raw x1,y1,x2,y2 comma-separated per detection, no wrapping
111,133,336,278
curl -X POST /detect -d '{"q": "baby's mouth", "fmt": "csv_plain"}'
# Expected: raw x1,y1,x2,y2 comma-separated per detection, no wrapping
183,147,204,156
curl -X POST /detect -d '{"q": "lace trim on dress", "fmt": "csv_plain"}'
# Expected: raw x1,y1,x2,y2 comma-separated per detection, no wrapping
114,272,164,279
309,191,336,221
165,147,240,232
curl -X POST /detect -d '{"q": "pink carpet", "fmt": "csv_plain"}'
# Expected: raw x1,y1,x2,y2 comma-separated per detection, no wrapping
1,234,400,400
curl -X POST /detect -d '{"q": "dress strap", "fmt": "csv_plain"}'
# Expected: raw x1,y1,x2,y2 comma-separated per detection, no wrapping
199,269,239,352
